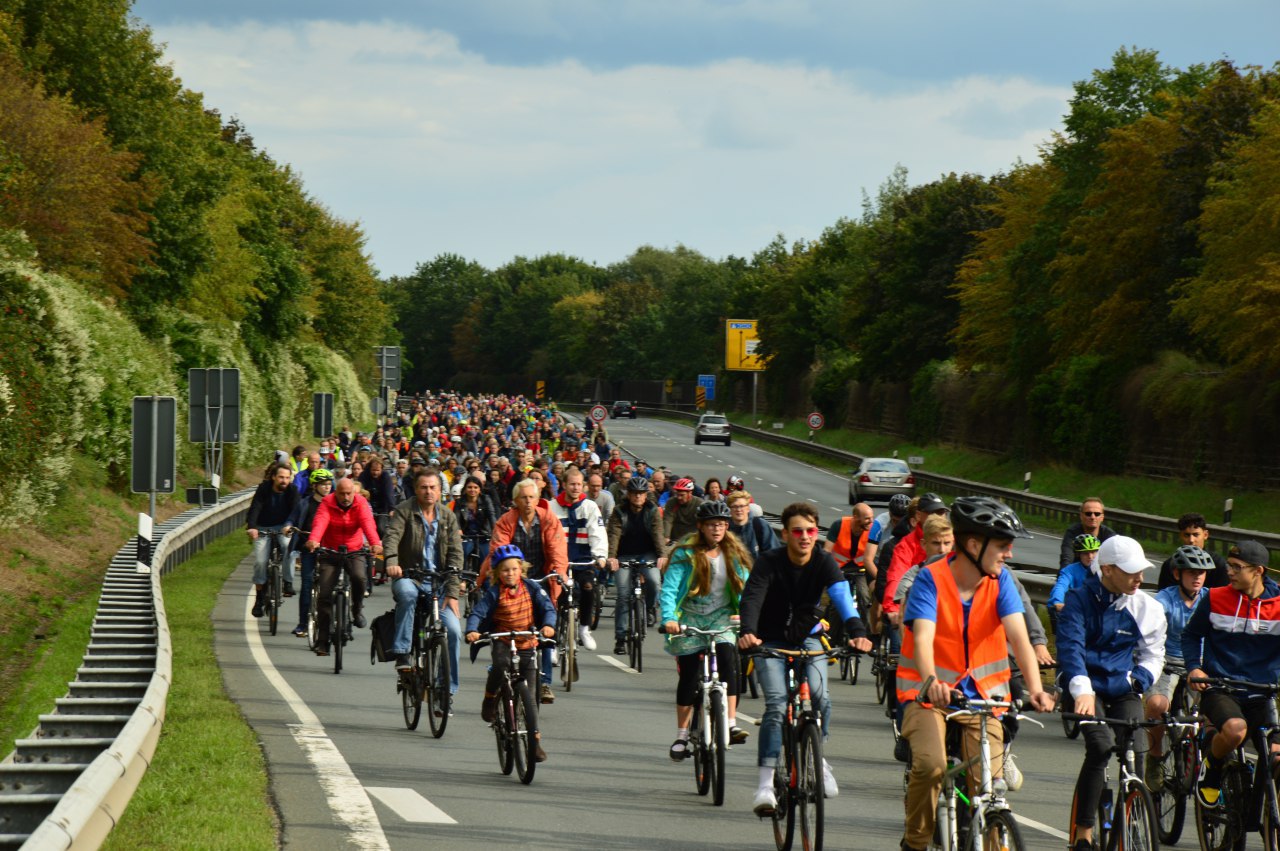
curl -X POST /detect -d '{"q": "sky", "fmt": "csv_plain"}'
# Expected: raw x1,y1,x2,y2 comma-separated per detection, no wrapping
130,1,1280,277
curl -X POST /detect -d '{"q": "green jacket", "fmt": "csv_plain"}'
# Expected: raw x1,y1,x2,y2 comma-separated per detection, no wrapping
383,498,464,599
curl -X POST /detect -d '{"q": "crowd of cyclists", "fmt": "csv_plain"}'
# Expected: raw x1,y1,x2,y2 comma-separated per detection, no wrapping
243,389,1280,849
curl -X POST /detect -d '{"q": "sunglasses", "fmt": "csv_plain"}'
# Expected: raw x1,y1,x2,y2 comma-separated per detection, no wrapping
788,527,821,538
1082,511,1104,517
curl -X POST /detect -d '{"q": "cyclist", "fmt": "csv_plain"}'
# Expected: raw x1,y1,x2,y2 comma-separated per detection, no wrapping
826,502,876,615
285,468,334,637
664,478,704,545
1184,539,1280,808
453,474,498,565
724,474,763,518
661,500,753,761
382,468,464,706
246,462,301,618
897,496,1054,851
1155,512,1230,589
465,544,555,763
1059,535,1166,851
738,502,873,815
726,490,779,561
1047,534,1102,635
882,493,949,629
607,476,665,654
549,468,607,651
871,493,912,634
1143,544,1211,790
585,472,614,519
703,477,724,503
479,478,568,705
1058,497,1117,569
304,476,383,655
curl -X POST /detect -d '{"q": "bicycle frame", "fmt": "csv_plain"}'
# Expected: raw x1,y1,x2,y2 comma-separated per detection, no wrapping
1065,712,1163,851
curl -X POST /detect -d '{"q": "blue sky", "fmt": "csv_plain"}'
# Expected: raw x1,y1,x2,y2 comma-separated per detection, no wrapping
132,1,1280,276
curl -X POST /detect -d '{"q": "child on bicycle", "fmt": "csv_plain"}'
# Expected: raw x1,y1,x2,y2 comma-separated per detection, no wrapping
1142,544,1211,790
659,500,753,762
1183,540,1280,808
1058,535,1166,851
465,544,556,763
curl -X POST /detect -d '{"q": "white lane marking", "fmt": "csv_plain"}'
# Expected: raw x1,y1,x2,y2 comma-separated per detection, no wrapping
736,711,758,725
769,483,778,488
1014,813,1070,841
598,653,641,674
830,506,844,513
366,788,457,824
244,595,392,850
787,491,797,495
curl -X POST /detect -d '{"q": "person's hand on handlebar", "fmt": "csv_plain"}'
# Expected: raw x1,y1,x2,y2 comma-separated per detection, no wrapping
1187,668,1209,692
1027,690,1056,712
607,558,619,572
738,632,762,650
386,564,403,580
1073,693,1096,717
465,631,480,643
661,620,680,635
248,528,259,541
925,677,953,708
848,636,873,653
304,539,318,552
540,625,555,639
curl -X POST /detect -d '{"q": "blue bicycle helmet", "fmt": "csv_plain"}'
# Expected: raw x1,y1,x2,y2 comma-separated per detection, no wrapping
492,544,525,564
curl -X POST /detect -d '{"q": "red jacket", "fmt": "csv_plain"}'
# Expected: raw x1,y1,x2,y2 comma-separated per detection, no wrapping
310,492,381,552
883,524,925,615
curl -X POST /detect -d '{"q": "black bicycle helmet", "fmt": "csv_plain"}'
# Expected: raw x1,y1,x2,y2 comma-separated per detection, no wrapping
696,501,732,522
627,476,650,493
1170,544,1215,573
889,493,912,515
949,496,1032,540
917,492,947,514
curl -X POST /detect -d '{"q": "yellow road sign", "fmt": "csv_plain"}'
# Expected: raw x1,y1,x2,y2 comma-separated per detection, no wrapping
726,319,766,371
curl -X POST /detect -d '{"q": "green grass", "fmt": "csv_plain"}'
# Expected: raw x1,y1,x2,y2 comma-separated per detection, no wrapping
723,412,1280,534
104,534,276,851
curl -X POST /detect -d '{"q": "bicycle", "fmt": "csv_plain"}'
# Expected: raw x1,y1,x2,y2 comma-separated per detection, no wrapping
261,528,291,636
399,566,469,737
747,644,851,851
1063,711,1163,851
869,627,897,707
472,630,552,785
313,546,372,674
618,558,652,673
1188,676,1280,851
371,512,393,586
459,533,489,618
534,572,579,692
675,624,734,806
911,682,1040,851
1150,664,1199,845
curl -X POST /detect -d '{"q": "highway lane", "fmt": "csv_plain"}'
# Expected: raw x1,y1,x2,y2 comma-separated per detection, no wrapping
216,551,1131,851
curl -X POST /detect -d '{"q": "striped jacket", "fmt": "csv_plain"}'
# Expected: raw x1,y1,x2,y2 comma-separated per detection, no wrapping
1182,578,1280,691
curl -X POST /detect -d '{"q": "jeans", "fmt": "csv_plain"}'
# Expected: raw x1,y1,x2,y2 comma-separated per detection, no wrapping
295,551,316,628
391,578,462,695
251,527,288,585
570,565,598,624
614,558,659,639
757,637,831,768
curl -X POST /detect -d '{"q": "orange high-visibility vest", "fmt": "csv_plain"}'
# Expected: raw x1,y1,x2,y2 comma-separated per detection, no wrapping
831,517,870,569
896,556,1011,709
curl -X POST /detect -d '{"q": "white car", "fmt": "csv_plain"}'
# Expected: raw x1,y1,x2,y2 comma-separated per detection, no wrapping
694,414,731,446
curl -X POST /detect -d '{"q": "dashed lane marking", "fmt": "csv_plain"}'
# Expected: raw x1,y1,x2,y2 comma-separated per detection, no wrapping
598,653,641,674
366,788,457,824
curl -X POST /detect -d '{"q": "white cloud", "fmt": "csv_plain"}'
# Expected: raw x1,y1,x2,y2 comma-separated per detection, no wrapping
155,19,1069,274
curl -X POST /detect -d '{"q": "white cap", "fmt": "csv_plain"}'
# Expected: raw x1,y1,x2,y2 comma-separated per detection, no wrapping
1097,535,1147,574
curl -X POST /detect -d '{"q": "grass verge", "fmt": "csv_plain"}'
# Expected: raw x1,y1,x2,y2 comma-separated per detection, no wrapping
104,534,276,851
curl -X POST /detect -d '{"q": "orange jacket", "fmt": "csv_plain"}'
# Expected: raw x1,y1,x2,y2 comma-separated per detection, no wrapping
478,504,568,604
895,556,1011,709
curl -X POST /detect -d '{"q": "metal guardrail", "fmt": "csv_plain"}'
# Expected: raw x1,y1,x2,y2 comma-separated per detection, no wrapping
1,489,253,849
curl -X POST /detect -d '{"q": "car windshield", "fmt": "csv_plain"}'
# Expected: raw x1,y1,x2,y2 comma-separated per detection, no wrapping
702,416,727,425
616,401,631,406
866,459,909,474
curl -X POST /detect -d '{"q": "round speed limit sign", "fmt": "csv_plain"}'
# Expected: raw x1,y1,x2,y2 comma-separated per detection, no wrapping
807,411,825,430
590,404,608,423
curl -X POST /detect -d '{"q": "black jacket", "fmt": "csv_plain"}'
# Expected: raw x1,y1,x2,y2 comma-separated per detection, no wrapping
739,546,865,644
1058,522,1117,568
246,481,299,530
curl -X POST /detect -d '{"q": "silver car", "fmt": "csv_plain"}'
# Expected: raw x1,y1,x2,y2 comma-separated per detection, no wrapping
694,414,731,446
848,457,915,503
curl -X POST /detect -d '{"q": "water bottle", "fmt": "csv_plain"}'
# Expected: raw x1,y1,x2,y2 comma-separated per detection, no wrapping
1099,787,1113,831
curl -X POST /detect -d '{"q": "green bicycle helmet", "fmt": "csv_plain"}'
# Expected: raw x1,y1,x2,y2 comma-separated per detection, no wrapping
310,468,335,485
1072,533,1101,553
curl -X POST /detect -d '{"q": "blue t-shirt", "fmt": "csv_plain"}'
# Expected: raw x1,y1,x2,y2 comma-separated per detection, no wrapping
903,564,1024,700
1154,584,1205,664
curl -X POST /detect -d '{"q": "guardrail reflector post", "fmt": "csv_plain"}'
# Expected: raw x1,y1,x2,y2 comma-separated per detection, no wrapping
1224,498,1234,527
136,513,153,574
1024,472,1032,494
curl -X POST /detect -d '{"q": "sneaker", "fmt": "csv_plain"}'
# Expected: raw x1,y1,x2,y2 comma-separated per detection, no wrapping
752,785,778,816
353,611,367,629
535,743,548,763
283,583,295,597
614,639,626,655
540,683,555,704
1197,756,1223,808
314,648,329,657
579,625,597,651
729,726,750,745
364,589,371,598
647,608,658,628
395,654,413,671
670,738,691,761
1145,752,1165,792
481,695,496,723
894,737,911,763
1003,752,1023,792
292,625,306,637
822,759,839,798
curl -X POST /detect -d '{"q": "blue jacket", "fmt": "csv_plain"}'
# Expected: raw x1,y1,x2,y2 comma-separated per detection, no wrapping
1048,561,1092,608
1182,578,1280,693
1058,572,1166,700
466,577,556,662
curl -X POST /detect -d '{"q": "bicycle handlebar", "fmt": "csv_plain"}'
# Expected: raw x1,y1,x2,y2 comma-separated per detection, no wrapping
471,630,556,650
744,646,854,661
313,546,374,557
1061,713,1170,728
1189,675,1280,694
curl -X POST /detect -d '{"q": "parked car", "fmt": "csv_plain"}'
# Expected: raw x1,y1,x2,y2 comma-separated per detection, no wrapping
611,400,637,419
694,413,731,446
848,457,915,503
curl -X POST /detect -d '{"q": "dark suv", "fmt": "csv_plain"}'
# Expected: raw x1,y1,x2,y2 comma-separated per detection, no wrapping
611,400,637,419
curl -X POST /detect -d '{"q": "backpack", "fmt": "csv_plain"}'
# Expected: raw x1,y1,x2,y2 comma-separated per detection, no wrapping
369,609,397,663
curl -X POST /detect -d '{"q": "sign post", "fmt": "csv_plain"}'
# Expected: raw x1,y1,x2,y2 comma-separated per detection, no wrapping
189,368,240,505
313,392,334,438
806,411,825,441
589,404,608,424
132,395,176,571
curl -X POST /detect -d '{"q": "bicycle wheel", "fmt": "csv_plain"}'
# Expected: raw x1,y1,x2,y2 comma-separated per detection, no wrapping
401,668,421,730
848,653,859,687
628,596,642,671
874,659,889,706
1062,710,1081,740
838,654,850,683
513,682,538,785
1123,781,1159,851
333,592,346,674
268,556,281,636
1156,747,1187,845
1195,761,1244,851
692,698,711,797
710,689,726,807
426,633,450,738
1261,792,1280,851
306,588,319,650
771,757,795,851
560,608,577,692
981,808,1026,851
797,722,824,851
495,690,514,775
